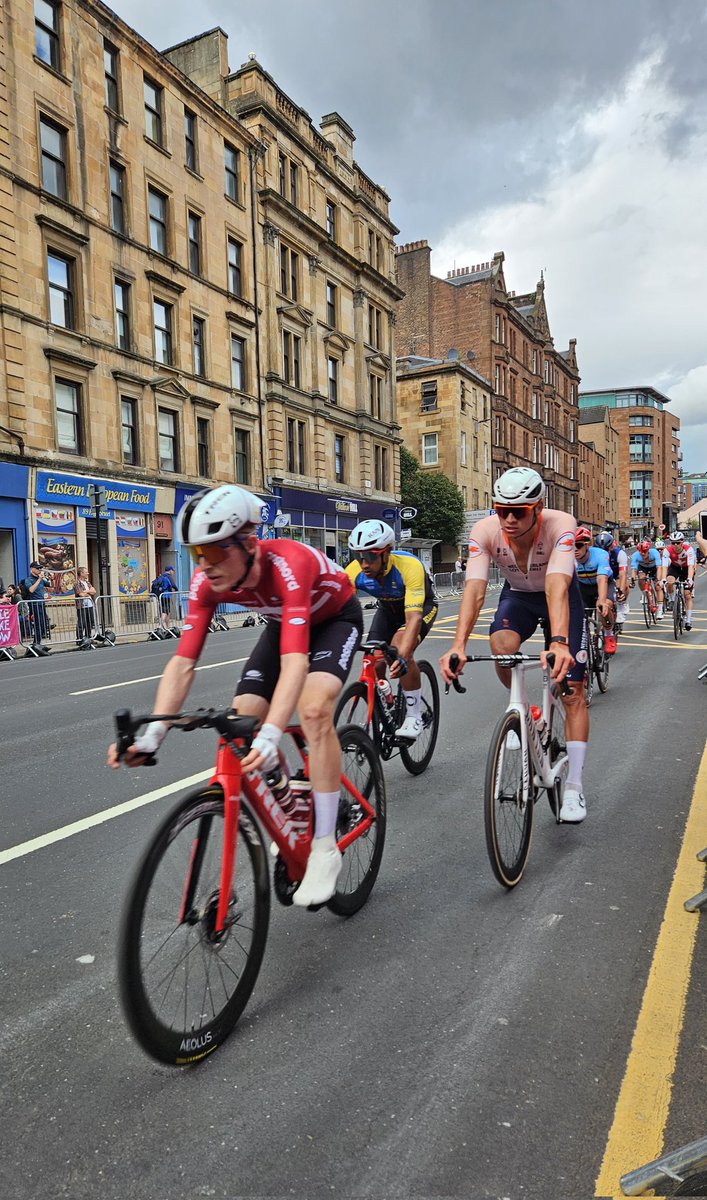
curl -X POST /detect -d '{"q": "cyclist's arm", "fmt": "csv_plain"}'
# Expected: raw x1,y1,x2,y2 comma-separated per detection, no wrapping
107,654,196,767
440,577,487,681
542,572,574,681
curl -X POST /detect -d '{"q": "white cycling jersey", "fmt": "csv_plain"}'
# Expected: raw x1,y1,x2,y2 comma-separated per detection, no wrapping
466,509,577,593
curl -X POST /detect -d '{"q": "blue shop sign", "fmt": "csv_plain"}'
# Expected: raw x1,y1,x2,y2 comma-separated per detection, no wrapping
36,470,156,512
0,461,30,499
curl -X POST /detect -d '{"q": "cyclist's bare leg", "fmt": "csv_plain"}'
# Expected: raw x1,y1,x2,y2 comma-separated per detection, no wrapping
489,628,522,688
564,682,589,741
297,671,343,792
391,627,421,691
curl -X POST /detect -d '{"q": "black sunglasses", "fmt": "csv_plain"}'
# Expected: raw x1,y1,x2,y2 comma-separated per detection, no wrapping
495,505,534,520
354,550,386,565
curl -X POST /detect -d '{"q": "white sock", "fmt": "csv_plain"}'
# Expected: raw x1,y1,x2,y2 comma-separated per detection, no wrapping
566,741,587,791
404,688,422,718
313,790,340,839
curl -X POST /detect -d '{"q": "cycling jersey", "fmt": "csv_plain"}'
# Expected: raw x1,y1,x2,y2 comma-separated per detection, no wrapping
662,545,696,570
631,549,662,573
466,509,576,592
178,540,355,660
607,546,628,580
575,546,612,588
345,550,434,613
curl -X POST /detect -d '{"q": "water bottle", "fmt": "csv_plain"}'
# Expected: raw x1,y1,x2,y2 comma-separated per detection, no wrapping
266,770,294,812
377,678,394,706
530,705,550,752
287,771,313,833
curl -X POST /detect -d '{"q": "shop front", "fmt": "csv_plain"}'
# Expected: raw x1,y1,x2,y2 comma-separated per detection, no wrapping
0,460,30,587
270,487,395,566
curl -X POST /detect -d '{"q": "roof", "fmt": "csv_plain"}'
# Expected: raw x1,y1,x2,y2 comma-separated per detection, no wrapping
396,355,493,391
579,406,609,424
446,266,494,285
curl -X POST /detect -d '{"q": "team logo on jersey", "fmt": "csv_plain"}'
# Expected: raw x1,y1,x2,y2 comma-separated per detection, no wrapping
556,531,575,552
468,540,482,557
575,649,588,664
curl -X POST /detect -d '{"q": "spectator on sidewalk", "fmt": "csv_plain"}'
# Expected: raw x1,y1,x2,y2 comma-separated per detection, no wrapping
151,564,178,632
75,566,96,642
454,556,462,574
22,562,50,648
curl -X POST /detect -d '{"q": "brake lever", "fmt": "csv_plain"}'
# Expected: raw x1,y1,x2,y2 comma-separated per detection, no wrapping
114,707,157,765
445,653,467,694
544,653,573,697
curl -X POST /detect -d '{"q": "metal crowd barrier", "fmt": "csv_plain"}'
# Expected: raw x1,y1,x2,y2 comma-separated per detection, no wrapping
432,567,502,599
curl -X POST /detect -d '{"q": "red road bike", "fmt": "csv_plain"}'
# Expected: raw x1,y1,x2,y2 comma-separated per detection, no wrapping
115,708,385,1066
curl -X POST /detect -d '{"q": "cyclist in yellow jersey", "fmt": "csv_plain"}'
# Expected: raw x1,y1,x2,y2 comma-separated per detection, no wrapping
345,520,438,740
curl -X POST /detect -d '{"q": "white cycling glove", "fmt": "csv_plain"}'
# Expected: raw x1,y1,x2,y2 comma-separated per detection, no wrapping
132,720,169,756
250,723,283,774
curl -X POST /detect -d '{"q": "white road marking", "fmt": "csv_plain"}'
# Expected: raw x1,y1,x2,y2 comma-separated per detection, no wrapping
0,770,213,865
70,657,248,695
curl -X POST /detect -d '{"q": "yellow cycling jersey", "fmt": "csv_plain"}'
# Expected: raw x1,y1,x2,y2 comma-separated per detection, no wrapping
344,550,433,613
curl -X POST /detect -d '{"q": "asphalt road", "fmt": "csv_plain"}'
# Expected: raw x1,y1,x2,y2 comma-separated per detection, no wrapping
2,599,707,1200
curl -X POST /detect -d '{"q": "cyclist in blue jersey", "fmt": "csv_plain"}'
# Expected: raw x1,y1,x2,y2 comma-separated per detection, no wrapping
596,531,629,632
630,540,665,618
574,527,617,651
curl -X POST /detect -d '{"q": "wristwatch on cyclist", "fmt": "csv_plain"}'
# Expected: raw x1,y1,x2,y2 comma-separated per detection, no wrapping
549,635,568,645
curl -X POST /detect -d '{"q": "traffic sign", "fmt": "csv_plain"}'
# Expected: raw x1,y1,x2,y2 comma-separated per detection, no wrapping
400,528,412,540
273,512,291,528
382,508,397,520
399,506,417,521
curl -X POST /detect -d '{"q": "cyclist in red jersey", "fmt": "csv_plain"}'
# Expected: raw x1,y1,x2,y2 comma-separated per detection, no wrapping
108,484,363,906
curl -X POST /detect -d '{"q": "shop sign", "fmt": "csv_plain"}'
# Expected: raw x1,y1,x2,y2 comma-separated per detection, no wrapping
399,506,418,521
400,529,412,540
115,513,147,538
36,469,156,512
35,505,76,534
154,514,174,539
335,500,358,513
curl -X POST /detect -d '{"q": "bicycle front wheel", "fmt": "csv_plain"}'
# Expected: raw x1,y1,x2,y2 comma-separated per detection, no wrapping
118,786,270,1066
595,630,610,693
328,724,386,916
334,680,371,732
585,640,595,706
484,710,533,888
398,660,441,776
673,593,684,640
642,589,652,628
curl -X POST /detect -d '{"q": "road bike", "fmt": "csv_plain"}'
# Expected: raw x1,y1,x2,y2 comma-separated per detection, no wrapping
670,578,687,640
584,607,610,705
334,639,440,775
636,573,659,628
448,651,571,889
114,708,385,1066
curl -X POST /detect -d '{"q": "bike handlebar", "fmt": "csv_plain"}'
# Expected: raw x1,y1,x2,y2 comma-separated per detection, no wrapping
445,651,572,697
114,707,260,764
360,639,408,677
445,653,466,694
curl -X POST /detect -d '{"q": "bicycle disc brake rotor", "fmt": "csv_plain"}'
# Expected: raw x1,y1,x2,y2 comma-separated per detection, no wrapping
199,889,238,945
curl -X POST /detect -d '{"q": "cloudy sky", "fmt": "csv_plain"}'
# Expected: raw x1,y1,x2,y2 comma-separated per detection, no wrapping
112,0,707,471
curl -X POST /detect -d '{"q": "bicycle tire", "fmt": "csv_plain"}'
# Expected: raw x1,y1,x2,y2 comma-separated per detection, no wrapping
334,680,371,732
595,630,610,693
398,660,441,776
585,637,595,706
673,590,684,640
547,696,568,821
484,710,533,888
327,724,386,916
642,589,652,629
118,786,270,1066
651,584,658,625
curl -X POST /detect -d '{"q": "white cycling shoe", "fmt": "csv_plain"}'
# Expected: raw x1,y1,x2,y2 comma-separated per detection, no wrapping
560,787,587,823
397,713,424,741
293,835,342,907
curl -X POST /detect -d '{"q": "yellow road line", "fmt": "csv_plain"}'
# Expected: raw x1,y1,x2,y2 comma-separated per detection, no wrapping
594,742,707,1198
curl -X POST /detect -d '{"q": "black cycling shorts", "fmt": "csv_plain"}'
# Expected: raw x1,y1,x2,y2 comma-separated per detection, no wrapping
489,577,587,683
367,599,438,648
664,564,691,583
235,597,363,701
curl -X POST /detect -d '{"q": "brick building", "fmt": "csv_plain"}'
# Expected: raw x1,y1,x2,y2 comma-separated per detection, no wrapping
578,407,620,528
395,241,581,514
0,0,400,596
579,387,681,533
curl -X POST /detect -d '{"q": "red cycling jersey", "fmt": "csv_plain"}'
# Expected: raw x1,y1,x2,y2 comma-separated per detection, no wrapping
177,539,355,661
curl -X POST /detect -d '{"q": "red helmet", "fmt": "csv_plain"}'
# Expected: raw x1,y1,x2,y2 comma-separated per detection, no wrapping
575,526,592,544
638,540,652,553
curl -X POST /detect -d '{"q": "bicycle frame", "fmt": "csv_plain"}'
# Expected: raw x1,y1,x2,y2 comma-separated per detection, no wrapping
504,661,568,797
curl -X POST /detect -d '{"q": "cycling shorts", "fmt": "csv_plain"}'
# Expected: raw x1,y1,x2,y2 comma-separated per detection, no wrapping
664,564,691,583
235,597,363,701
489,578,587,682
636,565,658,580
367,599,438,647
578,580,617,610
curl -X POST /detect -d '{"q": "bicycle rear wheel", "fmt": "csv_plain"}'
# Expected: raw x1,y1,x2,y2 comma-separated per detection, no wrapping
547,696,568,820
595,629,610,693
334,680,371,733
484,710,533,888
398,660,440,776
328,724,386,916
642,588,652,628
118,786,270,1066
585,638,595,706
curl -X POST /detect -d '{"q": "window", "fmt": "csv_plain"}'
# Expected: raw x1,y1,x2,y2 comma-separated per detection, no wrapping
278,152,298,205
326,199,337,240
279,152,287,197
630,433,654,463
184,108,197,172
196,416,210,477
35,0,60,70
290,160,298,207
225,143,240,201
368,229,375,266
153,299,173,365
158,408,178,471
234,428,250,484
55,379,82,453
192,315,206,377
422,433,438,466
287,417,306,474
47,251,74,328
144,78,163,145
114,278,131,350
148,187,168,254
109,161,126,233
374,444,389,490
40,117,67,198
282,331,301,388
495,313,501,343
532,348,539,374
121,397,138,465
279,244,298,300
461,431,467,466
376,236,383,272
335,434,345,483
368,304,382,349
629,414,654,426
473,436,479,468
227,237,243,296
104,41,120,111
328,357,339,404
230,334,246,391
326,281,337,327
421,380,437,412
187,211,202,275
369,373,382,419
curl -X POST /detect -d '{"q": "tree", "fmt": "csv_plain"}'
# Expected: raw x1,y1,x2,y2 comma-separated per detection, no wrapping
399,446,465,546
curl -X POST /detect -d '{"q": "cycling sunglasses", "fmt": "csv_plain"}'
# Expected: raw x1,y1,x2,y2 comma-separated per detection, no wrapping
188,538,245,565
495,504,535,520
575,539,591,548
353,549,386,565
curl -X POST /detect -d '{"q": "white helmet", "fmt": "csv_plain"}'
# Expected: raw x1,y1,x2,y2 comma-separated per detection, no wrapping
177,484,262,545
348,519,395,552
493,467,546,506
670,530,685,543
